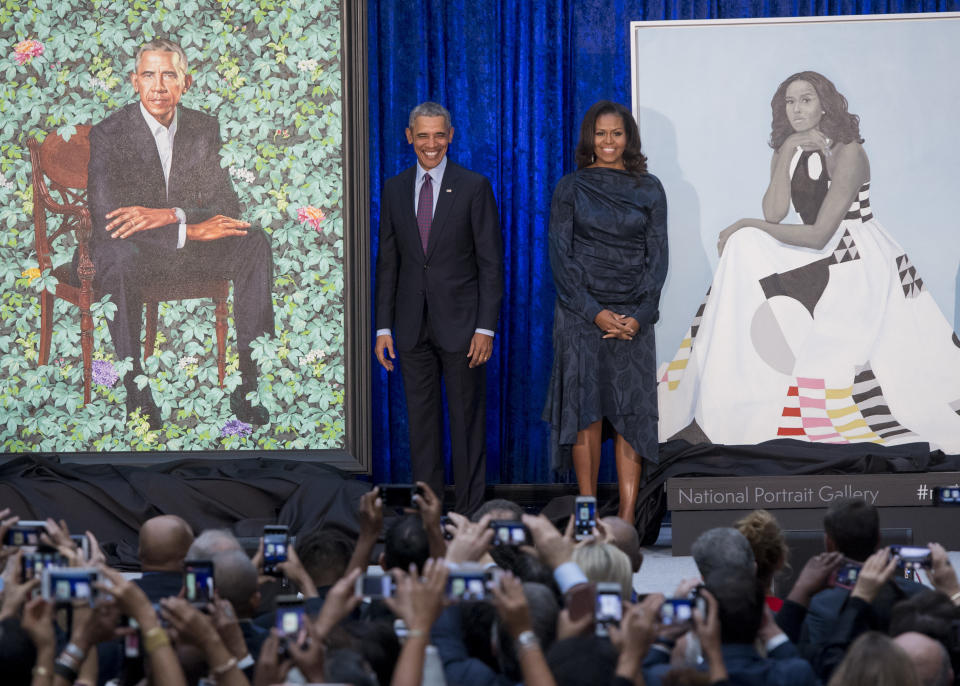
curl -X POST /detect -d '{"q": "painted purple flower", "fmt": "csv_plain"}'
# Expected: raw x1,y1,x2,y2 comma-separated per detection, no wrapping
91,359,118,387
220,419,252,438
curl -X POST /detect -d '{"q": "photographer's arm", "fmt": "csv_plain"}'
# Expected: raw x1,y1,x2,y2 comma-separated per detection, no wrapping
346,489,383,574
385,559,449,686
492,572,557,686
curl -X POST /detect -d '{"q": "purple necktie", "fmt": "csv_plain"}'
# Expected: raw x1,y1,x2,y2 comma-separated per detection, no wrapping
417,173,433,253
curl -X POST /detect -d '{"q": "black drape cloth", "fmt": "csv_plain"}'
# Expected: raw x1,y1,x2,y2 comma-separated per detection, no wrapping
0,457,369,569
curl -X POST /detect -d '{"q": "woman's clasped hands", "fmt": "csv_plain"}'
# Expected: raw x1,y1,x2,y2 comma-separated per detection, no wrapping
594,309,639,340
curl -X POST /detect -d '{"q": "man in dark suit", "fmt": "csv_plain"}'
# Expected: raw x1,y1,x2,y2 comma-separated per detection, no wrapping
87,38,273,428
375,102,503,515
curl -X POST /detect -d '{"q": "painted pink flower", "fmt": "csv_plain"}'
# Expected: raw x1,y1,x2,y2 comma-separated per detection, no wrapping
13,39,43,65
297,205,325,231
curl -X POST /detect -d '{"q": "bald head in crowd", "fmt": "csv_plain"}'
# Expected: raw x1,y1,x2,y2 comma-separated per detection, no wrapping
601,516,643,573
138,515,194,571
893,632,954,686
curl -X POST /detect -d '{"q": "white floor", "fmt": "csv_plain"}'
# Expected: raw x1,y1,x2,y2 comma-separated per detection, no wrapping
633,525,960,597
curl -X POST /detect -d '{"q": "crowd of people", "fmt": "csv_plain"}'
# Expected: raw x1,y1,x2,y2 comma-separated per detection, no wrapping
1,491,959,686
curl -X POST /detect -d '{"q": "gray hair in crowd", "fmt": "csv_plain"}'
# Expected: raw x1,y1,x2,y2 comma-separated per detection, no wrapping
187,528,243,559
408,101,451,129
691,527,756,583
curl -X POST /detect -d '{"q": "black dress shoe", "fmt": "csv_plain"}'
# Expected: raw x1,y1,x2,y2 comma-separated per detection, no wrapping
125,385,162,431
230,384,269,425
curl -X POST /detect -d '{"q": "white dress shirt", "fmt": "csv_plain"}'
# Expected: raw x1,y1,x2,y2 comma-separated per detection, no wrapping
139,103,187,248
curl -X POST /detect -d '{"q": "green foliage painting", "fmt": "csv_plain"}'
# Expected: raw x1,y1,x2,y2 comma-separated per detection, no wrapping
0,0,346,452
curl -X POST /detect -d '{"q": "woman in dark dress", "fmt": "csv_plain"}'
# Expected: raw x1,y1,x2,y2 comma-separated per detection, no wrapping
544,100,668,521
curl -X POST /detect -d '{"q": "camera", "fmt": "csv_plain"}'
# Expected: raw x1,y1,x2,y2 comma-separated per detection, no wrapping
594,582,623,637
658,596,706,627
42,567,99,605
183,560,215,604
574,496,596,541
3,520,46,547
275,596,306,637
263,525,290,577
356,572,395,599
890,545,932,569
829,562,862,590
377,483,419,509
489,520,532,547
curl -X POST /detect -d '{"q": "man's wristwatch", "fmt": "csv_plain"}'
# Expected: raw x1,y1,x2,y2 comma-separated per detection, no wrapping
516,629,540,652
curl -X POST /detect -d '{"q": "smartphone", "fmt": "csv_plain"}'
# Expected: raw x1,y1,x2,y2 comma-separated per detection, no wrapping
3,520,46,547
891,545,932,569
263,525,290,577
595,582,623,637
275,596,306,637
447,569,488,601
183,560,215,604
934,486,960,506
565,582,597,622
658,597,706,627
355,572,395,599
830,562,862,590
70,533,91,560
377,483,417,509
42,567,99,605
574,496,597,541
489,520,532,547
22,551,69,581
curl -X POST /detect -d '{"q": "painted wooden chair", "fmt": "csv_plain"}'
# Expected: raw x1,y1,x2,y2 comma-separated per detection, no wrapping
27,126,228,404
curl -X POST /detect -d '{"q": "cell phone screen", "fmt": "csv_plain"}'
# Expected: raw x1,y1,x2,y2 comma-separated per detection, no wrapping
358,573,394,599
4,523,44,547
595,592,622,623
44,568,98,604
276,603,305,636
891,546,932,569
594,590,622,636
22,551,68,581
831,564,861,589
934,487,960,505
490,521,530,546
659,599,694,626
575,498,596,540
447,573,487,601
263,526,289,575
184,561,215,604
379,484,415,508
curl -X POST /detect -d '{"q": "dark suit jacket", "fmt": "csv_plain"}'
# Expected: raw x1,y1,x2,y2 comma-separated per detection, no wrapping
375,161,503,352
87,102,241,253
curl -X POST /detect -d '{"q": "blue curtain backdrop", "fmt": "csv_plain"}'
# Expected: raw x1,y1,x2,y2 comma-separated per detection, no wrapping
368,0,957,486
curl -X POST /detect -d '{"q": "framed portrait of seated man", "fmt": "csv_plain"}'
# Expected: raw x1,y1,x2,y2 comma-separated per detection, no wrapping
0,1,371,470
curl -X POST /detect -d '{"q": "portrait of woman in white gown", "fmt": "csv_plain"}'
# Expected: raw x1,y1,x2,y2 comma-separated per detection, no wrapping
658,70,960,453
